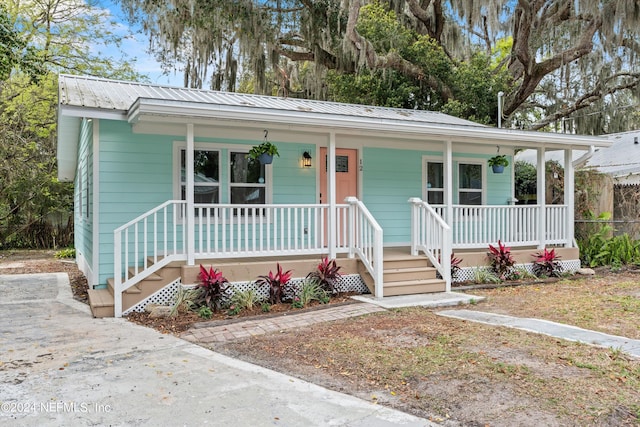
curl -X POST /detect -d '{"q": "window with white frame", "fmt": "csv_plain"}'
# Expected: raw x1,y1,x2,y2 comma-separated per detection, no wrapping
178,147,268,212
425,161,444,204
180,149,220,203
458,163,482,205
229,151,266,205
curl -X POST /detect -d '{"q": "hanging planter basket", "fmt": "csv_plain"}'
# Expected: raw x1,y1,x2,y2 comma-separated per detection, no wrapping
257,152,274,164
488,154,509,174
249,130,279,165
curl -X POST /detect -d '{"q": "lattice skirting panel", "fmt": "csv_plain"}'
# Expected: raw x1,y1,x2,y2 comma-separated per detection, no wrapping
454,259,582,283
123,274,369,314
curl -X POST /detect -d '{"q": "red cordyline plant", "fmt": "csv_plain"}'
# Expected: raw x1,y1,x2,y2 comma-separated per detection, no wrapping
306,257,343,293
532,248,563,278
255,263,294,304
437,253,463,280
488,240,515,280
196,265,231,312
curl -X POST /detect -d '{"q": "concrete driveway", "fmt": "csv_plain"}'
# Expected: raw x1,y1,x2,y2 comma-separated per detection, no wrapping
0,273,435,426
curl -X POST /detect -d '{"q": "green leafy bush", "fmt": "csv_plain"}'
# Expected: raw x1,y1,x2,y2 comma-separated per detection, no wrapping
54,248,75,259
229,287,264,312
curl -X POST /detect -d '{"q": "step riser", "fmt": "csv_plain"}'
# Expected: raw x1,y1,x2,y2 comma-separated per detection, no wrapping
384,270,437,282
384,282,446,296
383,259,431,269
90,305,114,318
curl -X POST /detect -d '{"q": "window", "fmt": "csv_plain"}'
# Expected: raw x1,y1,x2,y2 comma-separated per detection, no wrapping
426,161,444,204
180,149,219,203
458,163,482,205
229,151,266,205
178,146,269,213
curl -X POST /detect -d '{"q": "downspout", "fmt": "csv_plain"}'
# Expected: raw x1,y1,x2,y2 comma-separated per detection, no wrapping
186,123,195,265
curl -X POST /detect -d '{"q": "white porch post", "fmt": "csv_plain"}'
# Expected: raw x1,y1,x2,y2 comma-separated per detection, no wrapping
186,123,195,265
537,147,546,249
328,132,337,259
564,149,575,247
444,140,453,226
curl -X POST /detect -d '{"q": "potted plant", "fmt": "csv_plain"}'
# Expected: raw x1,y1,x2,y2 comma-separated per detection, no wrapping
488,154,509,173
249,141,279,164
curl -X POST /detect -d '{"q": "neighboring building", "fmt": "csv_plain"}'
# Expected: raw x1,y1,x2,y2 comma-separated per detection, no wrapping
57,75,610,317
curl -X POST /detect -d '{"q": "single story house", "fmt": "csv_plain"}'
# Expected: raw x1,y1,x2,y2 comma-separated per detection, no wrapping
56,75,610,317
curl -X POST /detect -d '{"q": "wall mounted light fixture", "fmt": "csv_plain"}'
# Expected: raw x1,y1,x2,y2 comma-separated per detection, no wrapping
302,151,312,168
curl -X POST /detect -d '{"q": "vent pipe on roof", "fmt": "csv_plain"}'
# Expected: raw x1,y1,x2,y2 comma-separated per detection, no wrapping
634,136,638,144
497,91,504,129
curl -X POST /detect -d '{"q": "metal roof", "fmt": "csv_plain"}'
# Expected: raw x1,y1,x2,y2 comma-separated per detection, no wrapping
58,74,485,128
583,130,640,177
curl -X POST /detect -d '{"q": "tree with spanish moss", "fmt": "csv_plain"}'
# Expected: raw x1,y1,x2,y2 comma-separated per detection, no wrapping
118,0,640,133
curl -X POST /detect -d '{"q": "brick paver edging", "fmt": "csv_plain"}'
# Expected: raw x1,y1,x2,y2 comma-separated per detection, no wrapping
181,302,386,343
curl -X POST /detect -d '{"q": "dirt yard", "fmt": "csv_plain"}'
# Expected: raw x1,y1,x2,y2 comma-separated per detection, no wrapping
1,251,638,426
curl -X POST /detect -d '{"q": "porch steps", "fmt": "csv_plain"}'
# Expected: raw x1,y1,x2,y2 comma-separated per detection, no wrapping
87,289,115,318
359,251,446,297
88,265,181,318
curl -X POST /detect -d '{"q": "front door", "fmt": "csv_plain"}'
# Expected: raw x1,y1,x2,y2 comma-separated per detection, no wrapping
320,148,358,247
319,148,358,204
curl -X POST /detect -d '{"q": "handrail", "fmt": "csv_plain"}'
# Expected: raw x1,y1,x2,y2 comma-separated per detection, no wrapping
409,198,452,292
345,197,384,298
113,200,187,317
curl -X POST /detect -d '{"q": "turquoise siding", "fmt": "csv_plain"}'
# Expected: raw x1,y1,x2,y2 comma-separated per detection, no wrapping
362,148,513,244
95,121,318,284
74,119,93,273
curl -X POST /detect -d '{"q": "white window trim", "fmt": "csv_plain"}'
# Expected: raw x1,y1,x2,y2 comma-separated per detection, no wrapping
422,155,486,205
173,141,273,217
456,158,485,205
422,155,444,204
227,149,271,205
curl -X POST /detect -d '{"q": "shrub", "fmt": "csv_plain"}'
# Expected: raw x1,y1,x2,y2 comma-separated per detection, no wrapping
194,265,232,312
487,240,515,280
532,248,563,277
306,257,343,293
170,284,200,317
54,247,75,259
472,267,501,284
255,263,294,304
296,279,329,307
198,306,213,319
229,287,264,312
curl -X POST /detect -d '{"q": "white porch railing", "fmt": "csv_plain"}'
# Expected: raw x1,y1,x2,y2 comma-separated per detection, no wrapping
345,197,384,298
113,199,382,316
409,198,452,292
113,200,187,317
432,204,569,249
192,203,350,257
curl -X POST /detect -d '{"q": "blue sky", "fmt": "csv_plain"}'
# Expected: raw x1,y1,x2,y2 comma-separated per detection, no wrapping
96,0,182,85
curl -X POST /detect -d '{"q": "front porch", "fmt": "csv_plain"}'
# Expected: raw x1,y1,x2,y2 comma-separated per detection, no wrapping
95,197,577,317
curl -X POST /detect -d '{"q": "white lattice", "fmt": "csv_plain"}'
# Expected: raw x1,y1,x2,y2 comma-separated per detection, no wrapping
123,278,183,315
124,274,369,314
454,259,582,283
